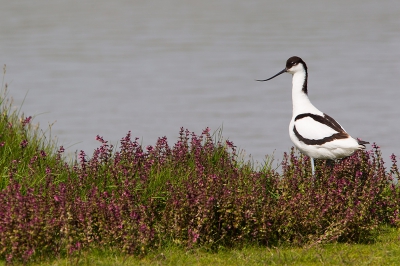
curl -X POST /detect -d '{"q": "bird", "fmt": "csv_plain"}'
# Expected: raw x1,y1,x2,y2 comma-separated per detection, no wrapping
257,56,369,175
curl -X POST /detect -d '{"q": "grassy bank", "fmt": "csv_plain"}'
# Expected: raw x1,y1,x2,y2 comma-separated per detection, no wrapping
2,227,399,265
0,77,399,264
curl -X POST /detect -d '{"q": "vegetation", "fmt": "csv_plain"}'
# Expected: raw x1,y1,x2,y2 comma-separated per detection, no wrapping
8,226,398,266
0,74,399,264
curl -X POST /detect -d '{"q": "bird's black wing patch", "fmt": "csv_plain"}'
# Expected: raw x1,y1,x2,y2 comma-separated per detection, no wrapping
294,113,349,145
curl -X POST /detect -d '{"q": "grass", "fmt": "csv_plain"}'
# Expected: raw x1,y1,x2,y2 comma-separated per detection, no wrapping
1,70,400,265
0,75,62,190
4,226,398,265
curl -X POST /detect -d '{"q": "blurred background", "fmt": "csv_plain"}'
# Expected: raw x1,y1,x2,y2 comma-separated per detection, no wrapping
1,0,399,166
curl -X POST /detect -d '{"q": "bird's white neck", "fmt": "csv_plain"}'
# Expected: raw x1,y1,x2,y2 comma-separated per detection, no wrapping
291,69,319,116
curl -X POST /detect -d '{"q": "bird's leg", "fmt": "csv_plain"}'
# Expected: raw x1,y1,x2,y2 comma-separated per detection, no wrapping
311,157,315,176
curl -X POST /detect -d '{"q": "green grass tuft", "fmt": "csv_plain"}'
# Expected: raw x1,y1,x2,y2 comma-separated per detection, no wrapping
6,226,398,265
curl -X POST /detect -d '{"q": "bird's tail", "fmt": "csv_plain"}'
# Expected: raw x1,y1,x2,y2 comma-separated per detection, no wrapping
357,139,369,149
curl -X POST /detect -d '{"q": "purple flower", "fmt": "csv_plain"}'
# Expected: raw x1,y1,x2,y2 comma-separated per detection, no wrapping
20,139,28,148
58,146,65,153
22,116,32,127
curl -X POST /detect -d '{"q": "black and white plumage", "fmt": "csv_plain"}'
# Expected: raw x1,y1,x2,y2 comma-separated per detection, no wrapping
258,56,368,174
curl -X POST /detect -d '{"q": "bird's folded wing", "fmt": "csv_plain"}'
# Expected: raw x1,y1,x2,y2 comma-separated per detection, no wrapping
295,116,339,140
293,114,349,145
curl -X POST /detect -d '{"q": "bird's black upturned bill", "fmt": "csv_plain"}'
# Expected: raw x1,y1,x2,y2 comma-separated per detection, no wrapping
257,68,287,81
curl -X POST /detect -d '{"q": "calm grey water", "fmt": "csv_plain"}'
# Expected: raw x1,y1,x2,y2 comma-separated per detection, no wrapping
1,0,400,166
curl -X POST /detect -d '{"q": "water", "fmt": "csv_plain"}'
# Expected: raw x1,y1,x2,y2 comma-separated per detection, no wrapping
1,0,400,166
